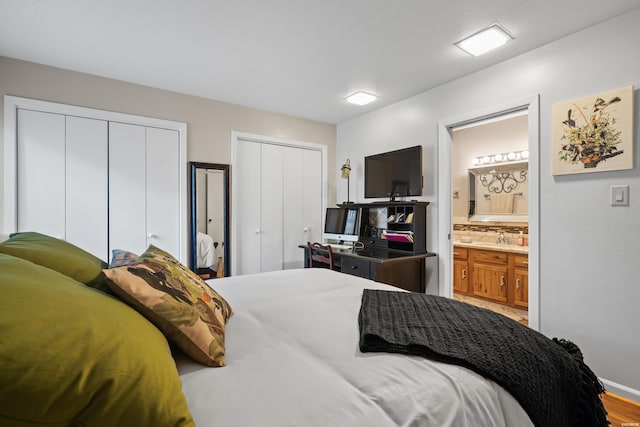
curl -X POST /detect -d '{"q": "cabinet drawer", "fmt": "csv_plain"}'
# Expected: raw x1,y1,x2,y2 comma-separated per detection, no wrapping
513,254,529,269
453,246,468,260
362,237,388,249
341,257,372,279
472,249,507,265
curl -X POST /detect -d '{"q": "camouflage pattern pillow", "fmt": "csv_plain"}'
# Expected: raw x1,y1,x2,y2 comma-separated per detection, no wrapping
103,245,233,367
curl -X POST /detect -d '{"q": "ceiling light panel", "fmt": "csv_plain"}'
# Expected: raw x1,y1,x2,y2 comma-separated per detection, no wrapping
455,24,513,57
345,91,378,106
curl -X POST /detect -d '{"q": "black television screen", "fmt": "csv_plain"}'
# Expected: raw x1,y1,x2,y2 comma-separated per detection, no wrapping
364,145,422,199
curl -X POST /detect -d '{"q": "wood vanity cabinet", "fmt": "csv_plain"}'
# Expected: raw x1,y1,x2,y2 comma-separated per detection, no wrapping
510,254,529,309
453,247,469,294
470,249,509,304
454,245,529,309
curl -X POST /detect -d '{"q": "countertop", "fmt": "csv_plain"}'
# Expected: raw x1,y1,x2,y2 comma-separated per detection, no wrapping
453,240,528,254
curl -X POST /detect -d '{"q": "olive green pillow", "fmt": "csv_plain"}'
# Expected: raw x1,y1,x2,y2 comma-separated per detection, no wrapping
0,253,195,427
0,231,109,291
104,245,233,367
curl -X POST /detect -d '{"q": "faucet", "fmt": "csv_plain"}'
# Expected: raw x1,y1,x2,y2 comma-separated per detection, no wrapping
496,231,506,245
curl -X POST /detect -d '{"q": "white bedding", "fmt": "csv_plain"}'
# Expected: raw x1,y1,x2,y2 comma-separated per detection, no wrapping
196,231,217,270
177,268,534,427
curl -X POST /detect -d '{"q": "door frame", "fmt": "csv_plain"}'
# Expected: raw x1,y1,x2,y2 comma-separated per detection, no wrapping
230,131,328,276
437,95,540,330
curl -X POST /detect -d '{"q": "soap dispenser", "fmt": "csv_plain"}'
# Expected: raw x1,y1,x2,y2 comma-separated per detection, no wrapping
517,231,525,246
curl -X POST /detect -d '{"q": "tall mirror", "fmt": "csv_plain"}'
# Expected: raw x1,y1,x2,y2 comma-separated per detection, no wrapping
189,162,230,278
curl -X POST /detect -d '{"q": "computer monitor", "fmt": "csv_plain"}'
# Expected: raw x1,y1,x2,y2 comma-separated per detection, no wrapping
323,207,360,243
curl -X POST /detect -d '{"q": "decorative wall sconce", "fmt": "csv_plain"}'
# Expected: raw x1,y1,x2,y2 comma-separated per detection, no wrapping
340,159,353,203
472,150,529,166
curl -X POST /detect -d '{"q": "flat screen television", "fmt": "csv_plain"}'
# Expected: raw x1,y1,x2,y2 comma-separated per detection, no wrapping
323,207,360,243
364,145,423,199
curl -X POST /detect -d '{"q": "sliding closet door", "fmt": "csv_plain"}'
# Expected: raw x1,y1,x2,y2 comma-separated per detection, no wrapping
283,147,304,269
302,148,322,248
235,140,262,275
146,127,181,257
16,110,108,259
65,116,108,259
16,109,66,237
260,144,284,272
282,147,322,269
109,122,147,256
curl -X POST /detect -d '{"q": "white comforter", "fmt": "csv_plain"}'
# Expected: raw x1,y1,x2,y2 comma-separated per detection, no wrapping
177,268,533,427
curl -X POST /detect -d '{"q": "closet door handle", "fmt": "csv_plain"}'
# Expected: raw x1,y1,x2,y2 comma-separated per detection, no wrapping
303,227,309,233
147,233,158,239
255,229,261,234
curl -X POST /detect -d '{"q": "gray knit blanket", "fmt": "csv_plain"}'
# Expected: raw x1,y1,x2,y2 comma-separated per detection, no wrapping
358,289,608,427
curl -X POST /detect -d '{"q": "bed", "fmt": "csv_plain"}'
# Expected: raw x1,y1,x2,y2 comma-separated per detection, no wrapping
0,232,606,427
177,268,535,427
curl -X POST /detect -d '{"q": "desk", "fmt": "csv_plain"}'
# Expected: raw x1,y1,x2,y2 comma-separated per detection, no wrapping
300,245,435,293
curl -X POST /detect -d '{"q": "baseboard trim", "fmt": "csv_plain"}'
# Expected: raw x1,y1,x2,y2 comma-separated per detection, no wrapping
601,378,640,403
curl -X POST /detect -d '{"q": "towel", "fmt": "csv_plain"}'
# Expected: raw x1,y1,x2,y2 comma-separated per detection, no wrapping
490,194,514,214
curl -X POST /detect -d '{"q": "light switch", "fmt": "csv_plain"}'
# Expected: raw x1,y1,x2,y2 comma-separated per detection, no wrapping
610,185,629,206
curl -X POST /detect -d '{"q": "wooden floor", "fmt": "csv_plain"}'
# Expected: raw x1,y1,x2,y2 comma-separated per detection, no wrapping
603,392,640,426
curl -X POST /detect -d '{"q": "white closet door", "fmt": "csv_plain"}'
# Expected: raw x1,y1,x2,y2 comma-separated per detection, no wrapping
235,140,262,275
260,144,284,273
146,127,180,258
283,147,305,269
302,148,323,245
283,147,322,269
16,109,66,238
109,122,147,256
65,116,108,260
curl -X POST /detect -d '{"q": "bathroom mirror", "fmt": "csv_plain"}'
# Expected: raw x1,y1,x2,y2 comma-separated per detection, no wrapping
468,161,529,222
189,162,230,277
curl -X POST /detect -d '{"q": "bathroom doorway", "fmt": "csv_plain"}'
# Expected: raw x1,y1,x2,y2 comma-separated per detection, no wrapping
437,95,540,330
451,111,529,324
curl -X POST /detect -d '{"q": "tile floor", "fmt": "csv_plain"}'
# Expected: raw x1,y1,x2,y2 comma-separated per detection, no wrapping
454,293,529,326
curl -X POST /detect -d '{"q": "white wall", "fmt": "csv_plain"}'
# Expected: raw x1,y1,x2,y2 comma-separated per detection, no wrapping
338,10,640,399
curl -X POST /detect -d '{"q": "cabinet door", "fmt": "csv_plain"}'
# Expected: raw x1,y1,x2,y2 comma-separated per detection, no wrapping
472,263,508,303
109,122,147,256
513,267,529,309
453,260,469,294
235,140,262,275
146,127,181,259
260,144,284,272
16,109,66,237
65,116,108,260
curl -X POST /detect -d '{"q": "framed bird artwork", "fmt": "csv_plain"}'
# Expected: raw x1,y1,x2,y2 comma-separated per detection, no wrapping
552,85,634,175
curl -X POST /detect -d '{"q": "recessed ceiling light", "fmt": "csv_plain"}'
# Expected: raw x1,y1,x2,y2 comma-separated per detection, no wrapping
455,24,513,57
345,91,378,106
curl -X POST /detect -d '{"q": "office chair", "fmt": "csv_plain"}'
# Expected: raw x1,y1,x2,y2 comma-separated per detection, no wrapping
307,242,335,270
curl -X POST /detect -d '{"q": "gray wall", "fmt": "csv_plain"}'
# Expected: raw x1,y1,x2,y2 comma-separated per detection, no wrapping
338,10,640,399
0,56,337,228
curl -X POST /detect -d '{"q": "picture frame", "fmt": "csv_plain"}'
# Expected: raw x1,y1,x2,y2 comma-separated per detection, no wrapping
552,85,634,175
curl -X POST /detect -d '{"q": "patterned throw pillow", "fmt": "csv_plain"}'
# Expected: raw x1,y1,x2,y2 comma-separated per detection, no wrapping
103,245,233,367
109,249,140,268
